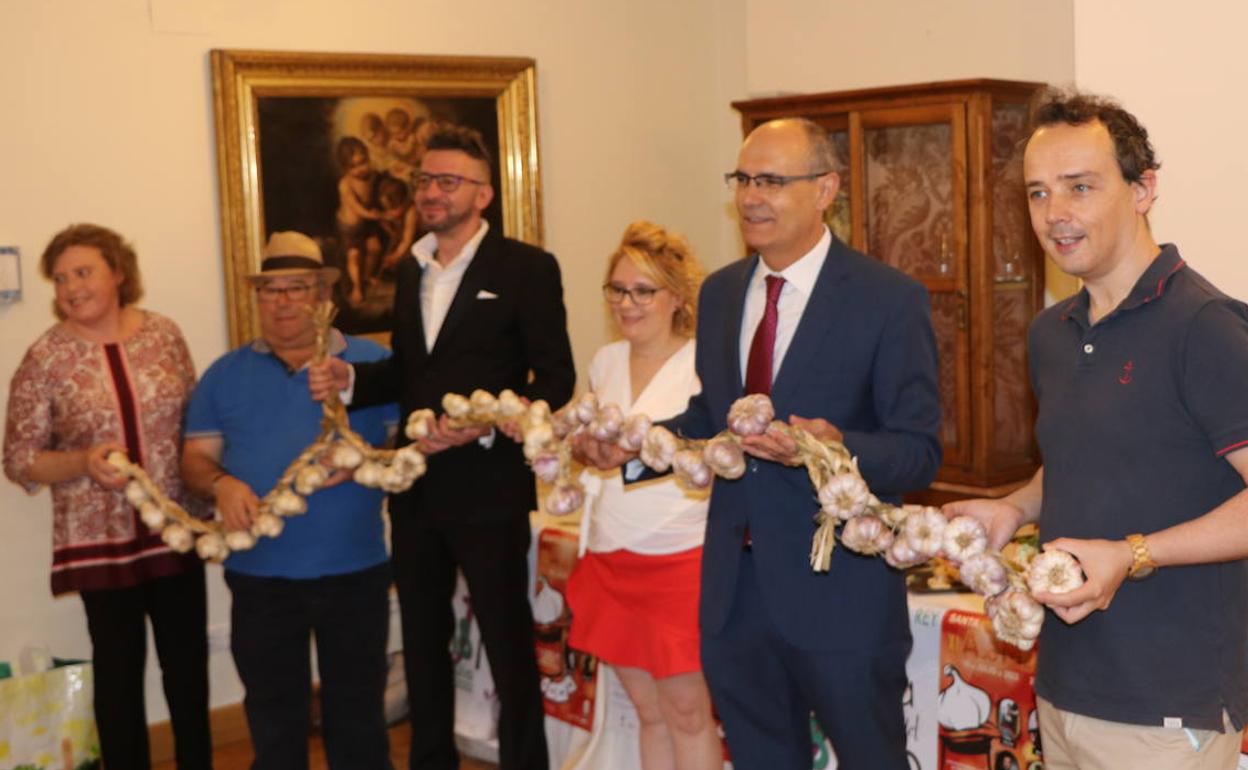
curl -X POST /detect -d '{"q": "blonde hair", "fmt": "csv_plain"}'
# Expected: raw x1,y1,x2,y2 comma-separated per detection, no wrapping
605,220,704,336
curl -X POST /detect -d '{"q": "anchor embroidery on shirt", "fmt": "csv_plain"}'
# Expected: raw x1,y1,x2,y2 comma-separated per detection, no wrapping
1117,360,1134,385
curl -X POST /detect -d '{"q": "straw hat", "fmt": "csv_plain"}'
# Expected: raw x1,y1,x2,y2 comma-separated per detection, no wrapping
246,231,340,285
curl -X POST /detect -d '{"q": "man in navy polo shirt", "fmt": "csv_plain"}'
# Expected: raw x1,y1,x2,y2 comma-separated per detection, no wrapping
182,231,398,769
948,92,1248,768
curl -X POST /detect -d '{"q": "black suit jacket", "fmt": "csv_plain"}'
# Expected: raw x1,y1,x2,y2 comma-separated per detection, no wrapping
353,227,576,524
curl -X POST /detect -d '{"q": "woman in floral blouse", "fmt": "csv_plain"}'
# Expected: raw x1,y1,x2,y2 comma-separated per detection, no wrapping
3,224,212,770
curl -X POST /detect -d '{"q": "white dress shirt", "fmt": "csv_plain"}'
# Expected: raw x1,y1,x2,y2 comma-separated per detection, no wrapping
738,226,832,385
412,220,491,352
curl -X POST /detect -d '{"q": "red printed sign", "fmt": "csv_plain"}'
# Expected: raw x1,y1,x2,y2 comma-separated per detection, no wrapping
533,527,596,730
937,610,1042,770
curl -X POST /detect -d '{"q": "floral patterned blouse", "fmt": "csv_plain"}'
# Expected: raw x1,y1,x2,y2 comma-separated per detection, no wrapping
4,311,202,595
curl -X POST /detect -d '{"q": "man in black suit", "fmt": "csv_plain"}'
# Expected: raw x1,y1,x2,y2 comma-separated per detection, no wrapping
311,124,574,770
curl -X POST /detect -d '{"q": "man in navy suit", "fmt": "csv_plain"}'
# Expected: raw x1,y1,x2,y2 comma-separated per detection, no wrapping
583,117,941,768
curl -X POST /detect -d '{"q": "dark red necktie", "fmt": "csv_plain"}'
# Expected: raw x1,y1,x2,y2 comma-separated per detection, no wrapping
745,275,785,395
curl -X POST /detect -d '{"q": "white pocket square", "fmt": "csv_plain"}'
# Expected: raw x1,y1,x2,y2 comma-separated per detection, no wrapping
476,289,499,300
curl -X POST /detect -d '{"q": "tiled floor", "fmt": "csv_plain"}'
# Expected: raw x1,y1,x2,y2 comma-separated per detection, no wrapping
152,722,497,770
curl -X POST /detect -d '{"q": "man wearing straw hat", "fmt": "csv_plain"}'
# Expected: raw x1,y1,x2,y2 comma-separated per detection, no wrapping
183,231,399,769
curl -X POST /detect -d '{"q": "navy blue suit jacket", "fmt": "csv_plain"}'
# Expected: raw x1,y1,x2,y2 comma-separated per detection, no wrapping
671,236,941,650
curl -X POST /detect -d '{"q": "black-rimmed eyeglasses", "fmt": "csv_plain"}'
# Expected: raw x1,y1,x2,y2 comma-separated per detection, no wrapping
603,284,662,306
256,282,316,303
723,170,832,192
415,172,488,193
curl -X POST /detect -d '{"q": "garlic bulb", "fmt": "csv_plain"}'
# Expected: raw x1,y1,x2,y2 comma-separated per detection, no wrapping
1027,549,1085,595
527,399,552,424
392,446,426,478
106,450,130,471
639,425,679,473
941,515,989,564
124,480,150,507
294,464,329,496
195,532,229,562
938,664,992,731
885,536,926,569
727,394,775,437
442,393,471,420
817,473,871,520
572,392,599,425
702,436,746,480
139,501,166,531
617,413,652,452
901,506,947,558
840,514,894,555
523,422,555,461
530,452,561,484
224,530,257,552
379,466,411,493
672,449,713,489
404,408,436,440
550,406,580,440
251,511,285,538
545,482,585,516
958,552,1009,597
469,389,498,420
353,462,386,489
161,524,194,553
496,389,526,419
588,403,624,443
329,443,364,470
531,577,565,624
987,589,1045,651
270,488,307,516
879,503,907,529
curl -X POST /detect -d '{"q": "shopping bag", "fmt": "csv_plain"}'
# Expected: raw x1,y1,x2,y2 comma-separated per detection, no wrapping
0,663,100,770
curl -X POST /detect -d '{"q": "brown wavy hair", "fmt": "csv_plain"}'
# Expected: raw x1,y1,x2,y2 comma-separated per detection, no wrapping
605,220,705,336
40,224,143,319
1032,89,1160,183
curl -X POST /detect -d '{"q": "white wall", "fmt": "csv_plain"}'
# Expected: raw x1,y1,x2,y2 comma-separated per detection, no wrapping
1073,0,1248,299
0,0,744,720
744,0,1074,96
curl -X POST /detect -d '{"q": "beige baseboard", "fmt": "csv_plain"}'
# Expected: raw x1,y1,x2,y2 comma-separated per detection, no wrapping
149,701,250,763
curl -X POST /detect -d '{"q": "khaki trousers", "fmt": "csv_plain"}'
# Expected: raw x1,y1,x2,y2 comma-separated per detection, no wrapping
1036,696,1243,770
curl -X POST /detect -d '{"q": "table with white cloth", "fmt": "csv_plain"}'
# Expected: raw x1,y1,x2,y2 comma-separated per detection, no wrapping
449,515,1048,770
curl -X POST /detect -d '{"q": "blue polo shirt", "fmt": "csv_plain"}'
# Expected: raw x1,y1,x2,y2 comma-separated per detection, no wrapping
185,333,397,579
1030,244,1248,730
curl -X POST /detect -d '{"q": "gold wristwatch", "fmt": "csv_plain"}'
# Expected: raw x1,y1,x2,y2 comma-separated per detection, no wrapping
1126,533,1157,580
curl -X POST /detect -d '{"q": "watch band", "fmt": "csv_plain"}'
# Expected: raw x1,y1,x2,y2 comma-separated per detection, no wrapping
1126,533,1157,580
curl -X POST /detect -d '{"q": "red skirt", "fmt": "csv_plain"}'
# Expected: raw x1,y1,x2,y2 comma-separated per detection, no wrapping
565,546,703,678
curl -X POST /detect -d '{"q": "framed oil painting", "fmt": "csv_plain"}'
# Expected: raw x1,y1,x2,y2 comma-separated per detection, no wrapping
211,49,543,346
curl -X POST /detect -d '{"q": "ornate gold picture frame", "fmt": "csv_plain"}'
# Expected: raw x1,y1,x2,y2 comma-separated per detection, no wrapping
211,49,542,346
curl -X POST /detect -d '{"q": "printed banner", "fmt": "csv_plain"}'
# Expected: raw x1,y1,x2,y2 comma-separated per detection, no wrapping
937,609,1041,770
534,527,597,730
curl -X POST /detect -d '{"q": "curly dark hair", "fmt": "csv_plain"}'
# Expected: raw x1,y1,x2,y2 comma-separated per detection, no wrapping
40,224,143,318
1032,90,1160,183
424,122,493,179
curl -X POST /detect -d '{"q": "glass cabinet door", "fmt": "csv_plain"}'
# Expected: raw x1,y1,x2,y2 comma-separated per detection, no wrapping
853,104,970,468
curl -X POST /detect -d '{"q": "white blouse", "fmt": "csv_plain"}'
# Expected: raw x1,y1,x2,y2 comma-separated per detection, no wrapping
581,339,709,555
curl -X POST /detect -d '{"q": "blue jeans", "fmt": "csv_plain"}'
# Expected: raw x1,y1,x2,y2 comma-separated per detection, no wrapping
226,562,393,770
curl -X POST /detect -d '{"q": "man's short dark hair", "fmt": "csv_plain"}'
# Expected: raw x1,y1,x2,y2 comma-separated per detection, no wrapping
1032,90,1160,183
424,123,493,178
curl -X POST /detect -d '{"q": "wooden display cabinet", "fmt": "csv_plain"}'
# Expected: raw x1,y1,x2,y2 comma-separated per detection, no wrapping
733,79,1047,502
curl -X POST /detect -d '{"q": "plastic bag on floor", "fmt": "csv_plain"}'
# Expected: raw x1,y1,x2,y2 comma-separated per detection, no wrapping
0,663,100,770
